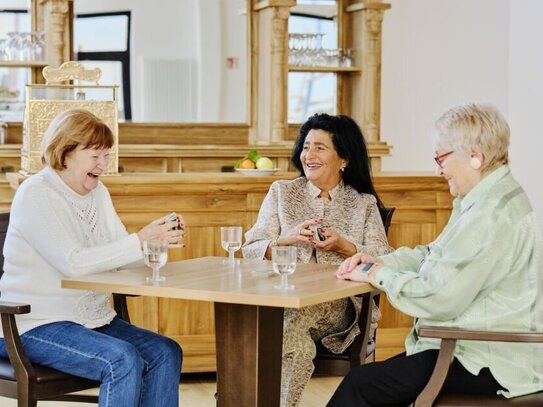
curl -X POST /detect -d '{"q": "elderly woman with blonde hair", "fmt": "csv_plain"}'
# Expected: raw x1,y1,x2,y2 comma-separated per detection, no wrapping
329,103,543,406
0,109,184,407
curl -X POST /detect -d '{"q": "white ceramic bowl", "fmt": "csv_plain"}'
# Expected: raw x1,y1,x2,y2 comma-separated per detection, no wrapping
234,168,279,176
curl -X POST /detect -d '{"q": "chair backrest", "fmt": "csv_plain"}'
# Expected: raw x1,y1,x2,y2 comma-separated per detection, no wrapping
379,207,395,236
0,211,9,278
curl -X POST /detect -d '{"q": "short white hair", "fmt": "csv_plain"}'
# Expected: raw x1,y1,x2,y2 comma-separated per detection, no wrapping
434,103,509,172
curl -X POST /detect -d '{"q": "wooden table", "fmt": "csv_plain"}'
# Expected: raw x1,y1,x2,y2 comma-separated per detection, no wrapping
62,256,376,407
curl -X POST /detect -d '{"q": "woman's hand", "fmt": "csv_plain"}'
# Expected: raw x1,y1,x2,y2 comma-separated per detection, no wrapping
312,228,357,258
278,218,323,246
136,214,186,247
335,252,382,281
264,218,323,259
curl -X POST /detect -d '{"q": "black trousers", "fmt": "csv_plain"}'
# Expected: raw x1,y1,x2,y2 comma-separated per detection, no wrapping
326,350,504,407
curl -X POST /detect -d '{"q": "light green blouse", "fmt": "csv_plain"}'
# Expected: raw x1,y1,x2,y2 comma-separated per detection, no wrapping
375,165,543,398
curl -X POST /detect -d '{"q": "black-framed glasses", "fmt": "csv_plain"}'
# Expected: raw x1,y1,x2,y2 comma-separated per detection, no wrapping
433,150,454,168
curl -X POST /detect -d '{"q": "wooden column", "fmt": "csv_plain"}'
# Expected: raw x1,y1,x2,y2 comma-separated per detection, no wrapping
341,0,391,172
250,0,295,145
39,0,72,68
361,5,388,144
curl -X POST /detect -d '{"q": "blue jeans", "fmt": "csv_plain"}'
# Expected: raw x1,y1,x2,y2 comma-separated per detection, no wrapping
0,317,182,407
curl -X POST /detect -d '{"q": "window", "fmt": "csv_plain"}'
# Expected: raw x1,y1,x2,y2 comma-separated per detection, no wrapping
74,12,131,120
288,6,337,123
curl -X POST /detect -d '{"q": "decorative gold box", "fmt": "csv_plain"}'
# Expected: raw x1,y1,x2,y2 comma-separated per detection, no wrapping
21,62,119,175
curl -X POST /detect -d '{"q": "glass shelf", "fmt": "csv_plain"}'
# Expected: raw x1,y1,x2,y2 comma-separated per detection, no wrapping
288,65,361,73
0,61,48,68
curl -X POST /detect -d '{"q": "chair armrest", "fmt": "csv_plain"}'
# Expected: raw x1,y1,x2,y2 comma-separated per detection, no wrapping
414,326,543,407
0,302,37,380
414,337,456,407
418,326,543,343
0,301,31,315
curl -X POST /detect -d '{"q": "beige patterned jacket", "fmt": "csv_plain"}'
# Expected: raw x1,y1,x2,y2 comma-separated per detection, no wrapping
242,177,393,352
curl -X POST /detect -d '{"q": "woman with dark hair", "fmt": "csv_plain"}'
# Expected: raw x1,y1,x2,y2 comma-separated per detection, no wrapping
243,113,392,406
291,113,383,207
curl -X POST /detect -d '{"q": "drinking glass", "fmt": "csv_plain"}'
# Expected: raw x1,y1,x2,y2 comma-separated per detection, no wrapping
220,226,242,265
143,239,168,284
31,31,46,61
272,246,297,290
19,32,32,60
0,39,8,61
6,32,22,61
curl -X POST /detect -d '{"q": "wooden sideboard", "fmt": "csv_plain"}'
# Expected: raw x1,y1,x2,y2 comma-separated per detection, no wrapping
6,171,452,371
0,142,392,175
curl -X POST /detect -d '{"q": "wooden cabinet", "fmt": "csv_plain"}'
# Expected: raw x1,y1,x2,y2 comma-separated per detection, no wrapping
0,0,73,74
1,0,72,123
249,0,391,171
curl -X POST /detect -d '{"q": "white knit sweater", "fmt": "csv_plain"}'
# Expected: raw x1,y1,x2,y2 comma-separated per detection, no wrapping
0,167,143,337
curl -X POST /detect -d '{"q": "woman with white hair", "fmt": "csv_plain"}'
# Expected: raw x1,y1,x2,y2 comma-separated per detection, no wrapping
329,103,543,406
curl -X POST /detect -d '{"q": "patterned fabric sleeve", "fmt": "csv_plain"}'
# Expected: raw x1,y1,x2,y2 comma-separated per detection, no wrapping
242,181,282,259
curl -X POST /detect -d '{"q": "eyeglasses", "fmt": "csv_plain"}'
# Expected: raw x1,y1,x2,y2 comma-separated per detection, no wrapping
433,150,454,168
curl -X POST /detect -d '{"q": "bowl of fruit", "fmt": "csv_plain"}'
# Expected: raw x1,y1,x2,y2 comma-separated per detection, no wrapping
234,150,278,176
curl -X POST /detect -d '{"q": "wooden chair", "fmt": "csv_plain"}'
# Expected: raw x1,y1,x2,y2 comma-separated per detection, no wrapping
0,211,130,406
312,207,395,376
414,326,543,406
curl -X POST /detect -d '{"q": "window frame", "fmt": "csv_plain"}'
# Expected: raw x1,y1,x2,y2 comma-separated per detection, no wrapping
74,11,132,120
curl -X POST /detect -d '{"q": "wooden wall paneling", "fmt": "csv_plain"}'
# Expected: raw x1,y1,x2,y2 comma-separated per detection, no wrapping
126,296,159,332
2,122,250,146
0,147,19,173
0,143,391,174
0,178,15,211
179,158,229,173
2,123,22,145
375,327,412,361
159,298,217,373
119,158,169,173
118,123,250,145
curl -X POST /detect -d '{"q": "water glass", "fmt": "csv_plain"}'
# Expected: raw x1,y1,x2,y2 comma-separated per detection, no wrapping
0,39,7,61
220,226,243,265
272,246,297,290
6,32,21,61
31,31,46,61
143,239,168,284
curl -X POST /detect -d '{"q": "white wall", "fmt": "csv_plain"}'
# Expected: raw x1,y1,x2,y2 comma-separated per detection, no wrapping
508,0,543,225
380,0,542,223
74,0,247,123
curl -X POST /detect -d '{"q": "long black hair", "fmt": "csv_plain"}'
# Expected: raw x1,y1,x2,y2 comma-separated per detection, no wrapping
291,113,383,208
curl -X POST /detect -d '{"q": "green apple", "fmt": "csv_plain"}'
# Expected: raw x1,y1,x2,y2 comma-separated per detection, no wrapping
256,157,274,170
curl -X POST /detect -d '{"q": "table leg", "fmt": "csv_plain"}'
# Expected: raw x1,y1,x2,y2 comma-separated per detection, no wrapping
214,303,284,407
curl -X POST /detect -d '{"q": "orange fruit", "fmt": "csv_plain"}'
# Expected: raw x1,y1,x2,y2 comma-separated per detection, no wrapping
239,159,256,169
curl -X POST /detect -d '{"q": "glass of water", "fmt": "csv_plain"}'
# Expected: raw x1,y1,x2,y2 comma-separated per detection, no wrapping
272,246,297,290
220,226,243,265
143,239,168,284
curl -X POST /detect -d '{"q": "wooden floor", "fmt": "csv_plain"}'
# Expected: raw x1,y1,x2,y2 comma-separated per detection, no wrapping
0,374,343,407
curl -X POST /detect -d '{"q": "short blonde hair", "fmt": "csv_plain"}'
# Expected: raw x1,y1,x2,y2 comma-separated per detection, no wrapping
434,103,510,173
41,109,114,170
